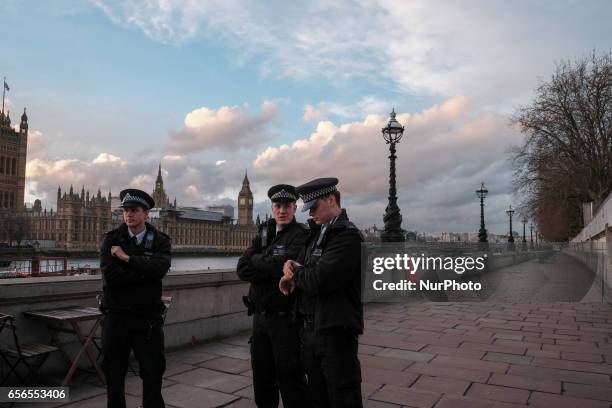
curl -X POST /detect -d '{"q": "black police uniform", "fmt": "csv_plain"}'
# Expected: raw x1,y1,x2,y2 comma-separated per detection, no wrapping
294,179,364,408
100,189,171,408
236,185,310,408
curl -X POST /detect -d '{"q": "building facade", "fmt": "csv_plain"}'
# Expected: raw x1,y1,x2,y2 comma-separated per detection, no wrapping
26,186,113,249
22,166,256,251
0,108,27,212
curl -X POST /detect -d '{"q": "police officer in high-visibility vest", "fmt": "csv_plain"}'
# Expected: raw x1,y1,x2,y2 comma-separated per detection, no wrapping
280,178,364,408
237,184,310,408
100,189,171,408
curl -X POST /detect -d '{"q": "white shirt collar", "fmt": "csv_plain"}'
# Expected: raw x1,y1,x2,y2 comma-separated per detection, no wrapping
128,228,147,245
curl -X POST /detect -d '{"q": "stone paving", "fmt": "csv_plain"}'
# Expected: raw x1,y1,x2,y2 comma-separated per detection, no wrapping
16,300,612,408
9,254,612,407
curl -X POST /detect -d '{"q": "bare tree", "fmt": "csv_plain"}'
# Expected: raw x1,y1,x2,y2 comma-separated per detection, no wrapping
0,212,32,246
13,214,31,247
512,51,612,241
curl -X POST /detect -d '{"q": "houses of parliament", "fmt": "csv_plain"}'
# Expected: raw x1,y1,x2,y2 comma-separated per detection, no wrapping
0,105,257,251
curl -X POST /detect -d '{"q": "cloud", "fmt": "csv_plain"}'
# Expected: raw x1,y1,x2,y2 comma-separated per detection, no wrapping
302,103,327,122
93,1,611,108
166,100,278,154
303,96,392,123
26,130,45,157
92,152,125,164
252,95,524,233
163,154,184,161
215,160,226,166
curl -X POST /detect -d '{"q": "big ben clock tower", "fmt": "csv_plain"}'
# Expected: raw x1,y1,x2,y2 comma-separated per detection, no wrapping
237,171,253,225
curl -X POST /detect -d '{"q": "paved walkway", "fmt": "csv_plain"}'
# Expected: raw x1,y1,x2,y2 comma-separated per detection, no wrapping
13,300,612,408
13,253,612,408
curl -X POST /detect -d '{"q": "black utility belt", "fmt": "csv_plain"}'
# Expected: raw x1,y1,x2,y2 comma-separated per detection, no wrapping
254,310,291,317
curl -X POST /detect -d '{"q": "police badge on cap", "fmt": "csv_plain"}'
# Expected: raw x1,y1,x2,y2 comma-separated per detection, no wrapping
267,184,298,203
296,178,338,212
119,189,155,210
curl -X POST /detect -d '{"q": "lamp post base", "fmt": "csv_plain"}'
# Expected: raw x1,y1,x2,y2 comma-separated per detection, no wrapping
381,230,406,242
478,228,488,243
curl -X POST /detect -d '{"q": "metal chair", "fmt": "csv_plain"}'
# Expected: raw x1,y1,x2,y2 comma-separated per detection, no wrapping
0,313,58,385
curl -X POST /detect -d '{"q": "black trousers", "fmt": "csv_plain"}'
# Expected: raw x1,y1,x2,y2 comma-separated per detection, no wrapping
101,313,166,408
250,313,309,408
301,325,362,408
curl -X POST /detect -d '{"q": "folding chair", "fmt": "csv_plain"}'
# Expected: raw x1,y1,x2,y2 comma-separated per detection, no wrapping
0,314,58,385
161,295,173,323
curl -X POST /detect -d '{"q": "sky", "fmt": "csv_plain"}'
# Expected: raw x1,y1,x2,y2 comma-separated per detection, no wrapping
1,0,611,235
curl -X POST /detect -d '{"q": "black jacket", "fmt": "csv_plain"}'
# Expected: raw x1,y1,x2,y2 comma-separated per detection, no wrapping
100,222,171,314
237,218,309,312
294,209,364,334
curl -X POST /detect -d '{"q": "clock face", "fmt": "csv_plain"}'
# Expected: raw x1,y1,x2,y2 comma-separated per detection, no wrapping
240,198,245,205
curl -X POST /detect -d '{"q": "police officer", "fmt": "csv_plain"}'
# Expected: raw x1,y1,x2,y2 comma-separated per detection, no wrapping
237,184,310,408
280,178,364,408
100,189,171,408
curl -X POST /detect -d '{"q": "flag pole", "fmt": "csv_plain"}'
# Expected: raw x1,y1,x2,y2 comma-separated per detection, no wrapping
1,76,5,116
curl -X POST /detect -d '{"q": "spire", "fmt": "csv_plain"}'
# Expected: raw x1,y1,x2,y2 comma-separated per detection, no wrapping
86,190,90,202
69,185,73,195
19,107,27,132
240,170,252,194
81,186,85,200
57,186,61,200
97,188,102,199
155,162,164,191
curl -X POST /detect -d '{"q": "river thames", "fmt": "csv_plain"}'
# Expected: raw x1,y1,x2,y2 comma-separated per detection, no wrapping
65,256,240,272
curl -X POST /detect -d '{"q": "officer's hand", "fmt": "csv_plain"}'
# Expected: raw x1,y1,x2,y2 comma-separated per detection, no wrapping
283,260,300,276
279,275,295,295
110,246,130,262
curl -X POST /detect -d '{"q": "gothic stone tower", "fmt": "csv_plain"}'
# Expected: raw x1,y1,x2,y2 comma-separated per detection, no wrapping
151,163,173,209
0,107,28,211
237,172,253,225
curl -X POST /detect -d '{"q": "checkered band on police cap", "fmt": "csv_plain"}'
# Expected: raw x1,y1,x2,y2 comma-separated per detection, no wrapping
270,189,297,201
299,185,337,203
119,188,155,210
122,193,149,208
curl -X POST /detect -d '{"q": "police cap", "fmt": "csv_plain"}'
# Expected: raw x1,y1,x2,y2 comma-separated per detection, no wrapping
296,177,338,212
119,189,155,210
267,184,298,203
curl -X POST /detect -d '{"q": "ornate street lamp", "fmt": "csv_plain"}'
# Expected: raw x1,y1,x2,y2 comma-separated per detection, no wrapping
476,182,488,243
506,205,515,243
521,217,527,243
529,222,534,249
381,109,405,242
